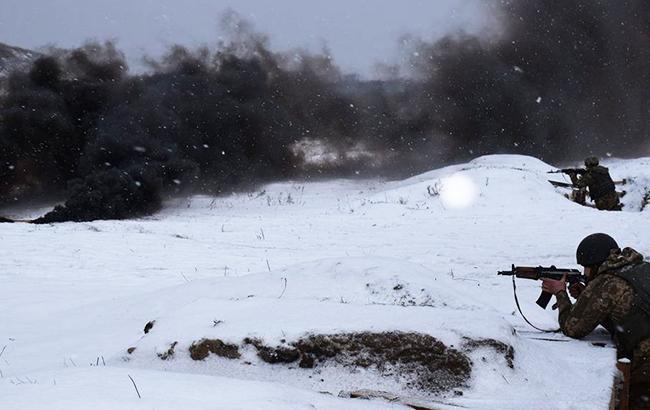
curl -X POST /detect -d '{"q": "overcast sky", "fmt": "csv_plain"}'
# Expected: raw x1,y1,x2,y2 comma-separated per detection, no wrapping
0,0,492,77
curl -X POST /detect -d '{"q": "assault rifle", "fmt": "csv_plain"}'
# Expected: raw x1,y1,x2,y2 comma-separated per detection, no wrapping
547,180,576,188
498,265,585,309
547,168,586,175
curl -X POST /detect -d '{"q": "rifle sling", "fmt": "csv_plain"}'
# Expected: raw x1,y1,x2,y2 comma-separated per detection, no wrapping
511,275,560,333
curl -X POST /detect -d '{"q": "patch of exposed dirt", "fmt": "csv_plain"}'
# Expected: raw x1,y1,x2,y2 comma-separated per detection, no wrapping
144,320,155,334
244,332,471,393
176,332,514,395
158,341,178,360
365,281,436,307
189,339,241,360
295,332,471,393
461,337,515,369
243,337,301,364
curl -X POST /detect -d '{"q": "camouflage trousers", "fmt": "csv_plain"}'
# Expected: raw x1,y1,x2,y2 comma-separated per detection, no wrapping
595,191,622,211
571,188,587,205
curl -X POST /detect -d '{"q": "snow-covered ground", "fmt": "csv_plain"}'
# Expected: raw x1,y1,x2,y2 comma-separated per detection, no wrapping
1,155,649,409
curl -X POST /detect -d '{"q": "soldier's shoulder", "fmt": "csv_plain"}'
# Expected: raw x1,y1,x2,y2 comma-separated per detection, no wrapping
592,272,633,294
590,165,609,173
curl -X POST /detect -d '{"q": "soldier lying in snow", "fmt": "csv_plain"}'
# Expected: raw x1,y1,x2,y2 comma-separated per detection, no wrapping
568,157,622,211
542,234,650,408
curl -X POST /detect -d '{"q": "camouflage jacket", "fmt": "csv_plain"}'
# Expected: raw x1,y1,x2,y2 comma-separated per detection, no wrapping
556,247,650,382
569,165,615,200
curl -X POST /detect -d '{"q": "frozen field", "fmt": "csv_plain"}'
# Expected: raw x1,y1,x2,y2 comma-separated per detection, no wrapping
1,154,649,409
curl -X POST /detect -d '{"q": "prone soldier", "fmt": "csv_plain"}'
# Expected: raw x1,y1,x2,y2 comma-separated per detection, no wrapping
569,157,622,211
541,234,650,408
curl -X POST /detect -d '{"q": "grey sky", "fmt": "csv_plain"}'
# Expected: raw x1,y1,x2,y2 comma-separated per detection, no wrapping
0,0,491,77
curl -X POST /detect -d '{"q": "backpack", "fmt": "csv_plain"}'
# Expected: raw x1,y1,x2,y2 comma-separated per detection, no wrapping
612,262,650,357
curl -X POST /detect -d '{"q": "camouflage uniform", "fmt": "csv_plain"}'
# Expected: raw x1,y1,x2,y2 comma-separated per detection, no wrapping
570,187,587,206
569,165,622,211
594,191,623,211
556,248,650,408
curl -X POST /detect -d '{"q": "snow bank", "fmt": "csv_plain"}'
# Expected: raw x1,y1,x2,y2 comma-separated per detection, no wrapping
118,258,513,397
3,154,648,409
112,255,613,409
0,367,400,410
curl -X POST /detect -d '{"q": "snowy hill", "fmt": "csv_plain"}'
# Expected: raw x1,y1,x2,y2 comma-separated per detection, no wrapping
1,154,649,409
0,42,38,91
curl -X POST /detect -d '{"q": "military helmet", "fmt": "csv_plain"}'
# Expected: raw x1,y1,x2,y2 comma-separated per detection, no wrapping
584,156,599,167
576,233,619,266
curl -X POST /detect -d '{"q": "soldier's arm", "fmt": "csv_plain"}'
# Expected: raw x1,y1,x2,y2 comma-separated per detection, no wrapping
556,275,617,338
572,172,590,188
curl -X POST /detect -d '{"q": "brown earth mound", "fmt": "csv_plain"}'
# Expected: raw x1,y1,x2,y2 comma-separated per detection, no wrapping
182,332,514,395
189,338,241,360
291,332,472,393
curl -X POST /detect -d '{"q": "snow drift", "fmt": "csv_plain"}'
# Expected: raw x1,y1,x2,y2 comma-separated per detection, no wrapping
4,155,647,409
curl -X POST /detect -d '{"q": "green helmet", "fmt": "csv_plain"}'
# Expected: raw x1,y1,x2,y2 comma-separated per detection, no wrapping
584,156,599,167
576,233,619,266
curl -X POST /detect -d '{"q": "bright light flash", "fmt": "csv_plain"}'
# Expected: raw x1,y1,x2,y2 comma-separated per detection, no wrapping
439,174,479,209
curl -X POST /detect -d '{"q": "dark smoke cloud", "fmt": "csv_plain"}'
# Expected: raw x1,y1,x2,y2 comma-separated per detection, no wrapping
0,3,648,222
401,0,649,162
0,16,367,221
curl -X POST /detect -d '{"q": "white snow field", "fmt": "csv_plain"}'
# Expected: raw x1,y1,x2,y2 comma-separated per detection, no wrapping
1,154,649,409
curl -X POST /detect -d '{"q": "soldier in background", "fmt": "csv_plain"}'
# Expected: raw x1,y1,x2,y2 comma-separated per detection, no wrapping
542,234,650,408
569,157,622,211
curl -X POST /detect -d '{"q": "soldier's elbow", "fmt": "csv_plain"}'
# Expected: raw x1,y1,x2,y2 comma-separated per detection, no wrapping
561,326,590,339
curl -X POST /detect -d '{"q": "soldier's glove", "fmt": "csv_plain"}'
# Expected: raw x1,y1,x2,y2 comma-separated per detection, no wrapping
568,282,586,299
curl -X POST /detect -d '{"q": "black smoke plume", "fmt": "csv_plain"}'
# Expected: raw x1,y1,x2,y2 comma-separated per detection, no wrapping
400,0,649,162
0,22,365,221
0,3,648,222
